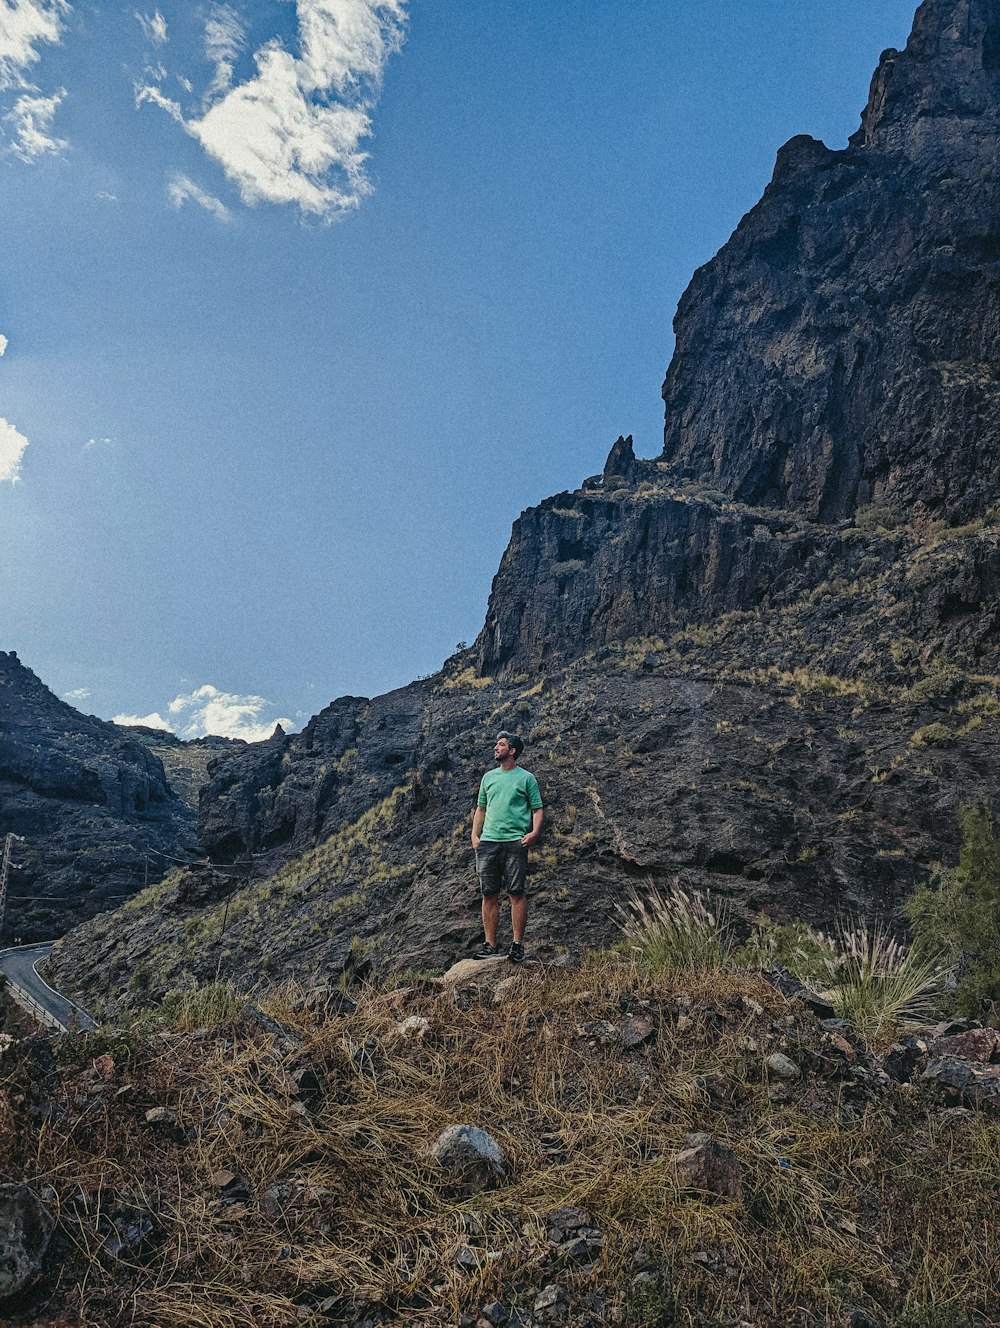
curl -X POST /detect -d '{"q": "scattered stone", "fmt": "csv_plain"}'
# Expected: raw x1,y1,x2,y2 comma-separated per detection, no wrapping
618,1014,656,1048
933,1028,1000,1063
209,1171,251,1201
144,1106,176,1125
479,1301,508,1325
847,1308,882,1328
396,1015,431,1040
883,1038,927,1083
545,1205,591,1240
930,1019,974,1039
578,1020,618,1043
673,1132,744,1201
766,966,836,1019
92,1053,115,1079
454,1245,479,1270
428,1125,506,1190
766,1051,801,1081
0,1184,54,1298
922,1058,1000,1108
533,1282,568,1323
238,1003,301,1049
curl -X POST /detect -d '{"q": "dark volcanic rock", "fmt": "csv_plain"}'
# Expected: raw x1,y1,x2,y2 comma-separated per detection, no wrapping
663,0,1000,526
0,652,197,939
42,0,1000,1013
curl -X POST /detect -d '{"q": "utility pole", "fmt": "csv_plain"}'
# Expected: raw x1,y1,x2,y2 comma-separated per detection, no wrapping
0,834,26,940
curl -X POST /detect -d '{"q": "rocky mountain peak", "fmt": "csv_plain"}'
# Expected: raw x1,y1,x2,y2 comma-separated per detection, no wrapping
852,0,1000,153
658,0,1000,526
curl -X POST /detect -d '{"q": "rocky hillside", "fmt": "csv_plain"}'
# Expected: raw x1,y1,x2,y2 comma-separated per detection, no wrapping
1,957,999,1328
48,0,1000,1010
0,652,199,940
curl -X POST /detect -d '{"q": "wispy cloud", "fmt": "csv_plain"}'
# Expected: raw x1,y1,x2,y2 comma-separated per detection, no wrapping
4,86,65,159
136,0,407,222
96,189,117,202
168,170,231,221
83,435,113,448
135,9,167,46
204,3,244,99
0,416,29,484
64,686,90,701
0,0,68,90
0,333,7,355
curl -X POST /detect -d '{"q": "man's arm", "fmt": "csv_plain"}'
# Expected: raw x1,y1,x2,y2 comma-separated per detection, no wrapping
471,805,486,848
521,807,543,847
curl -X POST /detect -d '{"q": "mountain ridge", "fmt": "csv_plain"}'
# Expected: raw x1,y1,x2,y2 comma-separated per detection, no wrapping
44,0,1000,1011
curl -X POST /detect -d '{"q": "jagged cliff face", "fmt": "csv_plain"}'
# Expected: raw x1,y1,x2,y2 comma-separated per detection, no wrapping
662,0,1000,524
47,0,1000,1011
476,0,1000,679
0,652,198,939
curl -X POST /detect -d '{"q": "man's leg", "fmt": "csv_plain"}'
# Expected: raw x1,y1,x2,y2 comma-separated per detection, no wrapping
503,844,529,946
482,893,500,946
510,892,527,943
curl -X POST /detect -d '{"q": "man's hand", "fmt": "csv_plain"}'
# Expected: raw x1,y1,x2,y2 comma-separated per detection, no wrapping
471,805,485,849
521,808,543,847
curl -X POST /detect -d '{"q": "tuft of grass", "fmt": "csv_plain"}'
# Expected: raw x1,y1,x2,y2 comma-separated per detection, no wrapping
615,879,733,977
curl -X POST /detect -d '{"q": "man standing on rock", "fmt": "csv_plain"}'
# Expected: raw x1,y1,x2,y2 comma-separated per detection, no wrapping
471,731,543,964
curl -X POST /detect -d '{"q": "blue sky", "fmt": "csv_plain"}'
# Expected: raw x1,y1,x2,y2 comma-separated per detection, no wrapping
0,0,918,739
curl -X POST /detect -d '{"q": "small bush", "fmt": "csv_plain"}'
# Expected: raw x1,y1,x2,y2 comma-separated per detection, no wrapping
910,722,953,748
907,803,1000,1018
616,879,733,976
819,921,945,1039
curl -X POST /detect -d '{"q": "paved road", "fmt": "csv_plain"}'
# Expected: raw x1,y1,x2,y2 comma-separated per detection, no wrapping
0,942,96,1033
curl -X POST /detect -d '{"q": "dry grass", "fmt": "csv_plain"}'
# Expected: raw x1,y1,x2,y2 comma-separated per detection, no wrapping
1,959,997,1327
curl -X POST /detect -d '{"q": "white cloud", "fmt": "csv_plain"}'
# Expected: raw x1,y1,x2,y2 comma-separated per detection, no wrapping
134,80,183,124
64,687,90,701
204,3,244,99
96,189,116,202
0,333,7,355
167,684,294,742
83,435,113,447
138,0,407,221
0,416,29,484
113,710,171,730
0,0,68,91
168,170,231,221
4,85,66,160
135,9,167,45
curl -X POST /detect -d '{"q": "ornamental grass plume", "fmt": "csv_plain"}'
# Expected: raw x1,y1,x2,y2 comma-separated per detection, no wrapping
615,878,733,977
815,919,946,1040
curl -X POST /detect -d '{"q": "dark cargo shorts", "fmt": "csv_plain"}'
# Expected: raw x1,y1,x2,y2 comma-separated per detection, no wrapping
475,840,528,898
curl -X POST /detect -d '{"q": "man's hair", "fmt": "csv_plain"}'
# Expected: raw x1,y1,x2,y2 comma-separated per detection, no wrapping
496,730,524,758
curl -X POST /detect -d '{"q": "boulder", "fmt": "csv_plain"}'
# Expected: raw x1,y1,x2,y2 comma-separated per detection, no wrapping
427,1125,506,1190
672,1132,744,1201
0,1184,54,1298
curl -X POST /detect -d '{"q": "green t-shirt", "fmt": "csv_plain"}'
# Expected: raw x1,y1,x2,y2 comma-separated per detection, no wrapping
477,766,543,841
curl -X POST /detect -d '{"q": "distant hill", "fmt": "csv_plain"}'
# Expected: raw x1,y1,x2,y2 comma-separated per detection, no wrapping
50,0,1000,1013
0,651,204,940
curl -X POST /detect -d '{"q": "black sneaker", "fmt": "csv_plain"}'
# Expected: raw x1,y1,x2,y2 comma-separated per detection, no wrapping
508,940,525,964
473,942,500,960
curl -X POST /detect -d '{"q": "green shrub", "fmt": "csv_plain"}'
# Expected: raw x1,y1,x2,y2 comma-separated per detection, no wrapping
906,803,1000,1018
616,879,733,976
742,917,944,1039
820,921,944,1039
738,917,833,983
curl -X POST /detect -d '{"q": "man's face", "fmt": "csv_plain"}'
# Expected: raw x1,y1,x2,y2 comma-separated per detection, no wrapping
494,737,514,762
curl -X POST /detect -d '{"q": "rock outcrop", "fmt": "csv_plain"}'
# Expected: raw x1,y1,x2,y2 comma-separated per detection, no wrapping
0,652,197,938
45,0,1000,1007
